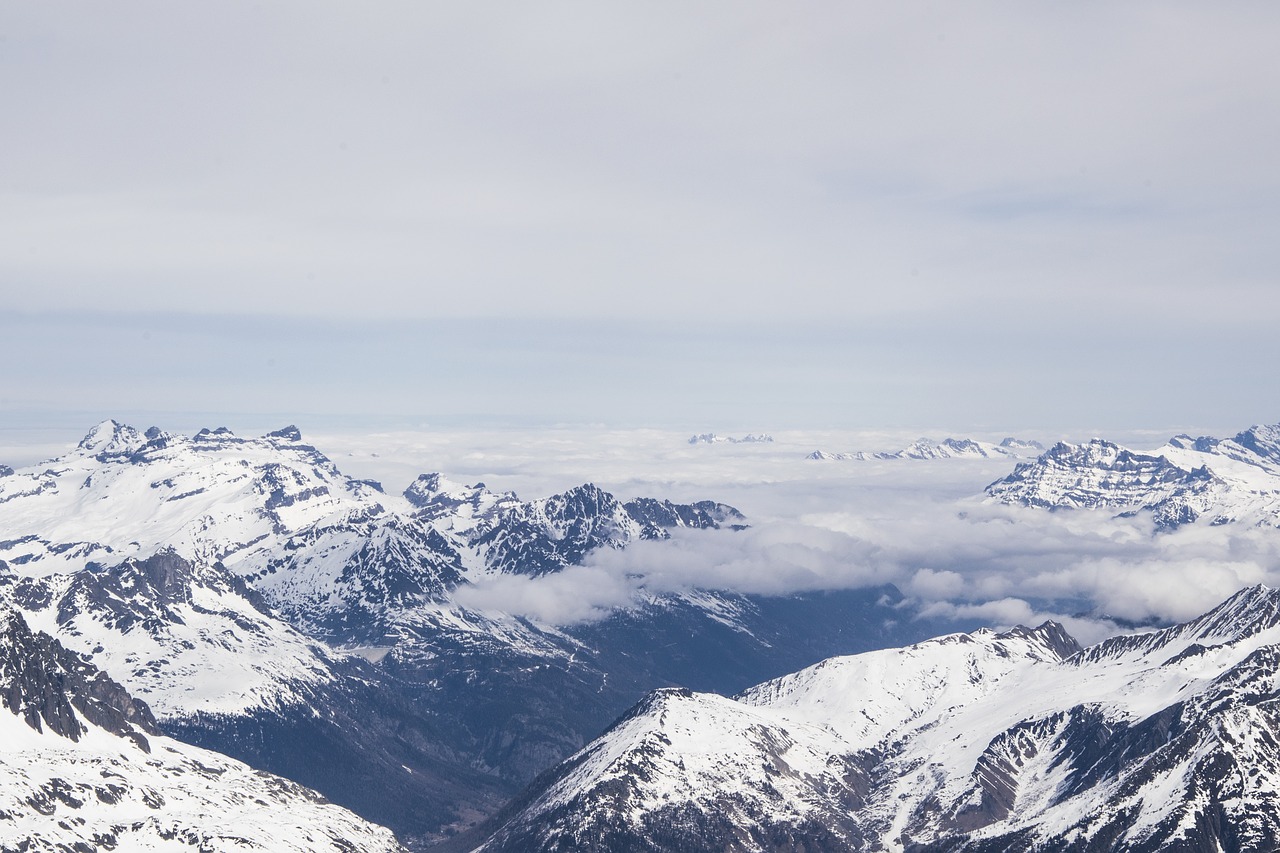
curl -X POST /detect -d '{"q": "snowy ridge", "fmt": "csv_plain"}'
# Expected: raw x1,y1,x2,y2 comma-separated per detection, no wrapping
475,687,869,852
808,436,1044,462
986,422,1280,529
0,604,404,852
475,590,1280,852
688,433,774,444
737,623,1080,746
0,420,391,579
1,551,338,719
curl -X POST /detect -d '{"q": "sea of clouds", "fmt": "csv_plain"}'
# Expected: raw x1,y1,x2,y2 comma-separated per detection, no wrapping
309,425,1279,645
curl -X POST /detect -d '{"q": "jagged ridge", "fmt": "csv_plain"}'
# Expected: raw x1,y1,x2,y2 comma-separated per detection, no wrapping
472,591,1280,852
986,423,1280,530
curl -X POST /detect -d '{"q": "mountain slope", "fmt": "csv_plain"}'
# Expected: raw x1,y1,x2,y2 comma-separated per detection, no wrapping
473,587,1280,853
2,550,336,718
0,550,507,847
0,602,405,852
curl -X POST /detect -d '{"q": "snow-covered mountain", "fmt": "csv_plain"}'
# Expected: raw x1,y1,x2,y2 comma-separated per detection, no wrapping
688,433,774,444
0,421,744,643
809,436,1044,462
0,548,509,848
0,422,756,843
404,474,743,579
986,423,1280,529
0,602,404,852
4,421,869,846
471,586,1280,852
1,549,337,719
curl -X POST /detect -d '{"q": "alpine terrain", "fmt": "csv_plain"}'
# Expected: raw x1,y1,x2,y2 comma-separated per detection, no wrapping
0,421,942,847
986,422,1280,529
0,601,405,851
471,586,1280,853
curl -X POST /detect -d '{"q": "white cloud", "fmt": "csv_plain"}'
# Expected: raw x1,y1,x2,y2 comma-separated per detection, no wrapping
908,568,966,601
306,426,1280,640
452,564,637,626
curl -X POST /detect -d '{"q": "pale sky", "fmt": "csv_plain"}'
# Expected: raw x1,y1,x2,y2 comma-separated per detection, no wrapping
3,2,1278,432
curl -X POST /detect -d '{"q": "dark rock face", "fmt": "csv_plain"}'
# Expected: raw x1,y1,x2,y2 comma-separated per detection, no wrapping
42,550,267,636
474,484,746,576
1232,424,1280,465
622,497,746,539
268,425,304,442
265,516,468,644
404,476,747,577
0,605,156,751
1002,622,1084,661
473,484,633,577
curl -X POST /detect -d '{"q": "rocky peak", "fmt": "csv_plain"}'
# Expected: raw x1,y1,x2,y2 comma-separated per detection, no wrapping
998,621,1083,661
76,419,144,456
403,472,449,506
1232,423,1280,465
0,604,156,750
267,424,303,442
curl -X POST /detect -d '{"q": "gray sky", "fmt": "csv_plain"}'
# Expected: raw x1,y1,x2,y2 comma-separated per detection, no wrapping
3,2,1278,431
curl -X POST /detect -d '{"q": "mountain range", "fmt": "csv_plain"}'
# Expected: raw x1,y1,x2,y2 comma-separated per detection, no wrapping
0,421,945,847
5,419,1280,850
809,436,1045,462
986,423,1280,529
688,433,774,444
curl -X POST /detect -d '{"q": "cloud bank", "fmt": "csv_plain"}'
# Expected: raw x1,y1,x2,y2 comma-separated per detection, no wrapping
378,426,1280,643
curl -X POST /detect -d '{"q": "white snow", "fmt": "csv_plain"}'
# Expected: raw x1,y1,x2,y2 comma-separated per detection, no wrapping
0,694,403,851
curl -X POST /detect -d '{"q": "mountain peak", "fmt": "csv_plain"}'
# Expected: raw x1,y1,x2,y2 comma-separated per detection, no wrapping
1232,423,1280,464
267,425,303,442
1187,583,1280,641
998,621,1083,661
194,426,236,439
76,419,143,455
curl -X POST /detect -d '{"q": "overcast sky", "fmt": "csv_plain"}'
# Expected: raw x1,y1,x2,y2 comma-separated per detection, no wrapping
3,2,1278,432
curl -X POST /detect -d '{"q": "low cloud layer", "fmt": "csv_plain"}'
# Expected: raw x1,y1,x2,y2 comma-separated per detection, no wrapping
11,422,1272,646
456,503,1280,644
365,425,1280,644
